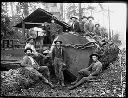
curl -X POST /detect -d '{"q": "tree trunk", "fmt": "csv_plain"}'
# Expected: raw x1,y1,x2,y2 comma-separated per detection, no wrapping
10,2,14,16
22,2,29,17
79,3,82,21
60,3,63,21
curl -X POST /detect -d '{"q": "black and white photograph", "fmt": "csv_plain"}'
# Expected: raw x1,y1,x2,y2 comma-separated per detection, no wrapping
1,2,126,97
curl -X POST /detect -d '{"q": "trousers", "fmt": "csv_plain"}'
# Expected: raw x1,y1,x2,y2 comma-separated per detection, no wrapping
53,57,65,81
26,66,50,82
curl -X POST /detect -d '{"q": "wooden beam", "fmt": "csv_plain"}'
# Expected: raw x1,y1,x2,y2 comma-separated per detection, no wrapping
24,22,44,25
22,21,25,42
79,3,82,22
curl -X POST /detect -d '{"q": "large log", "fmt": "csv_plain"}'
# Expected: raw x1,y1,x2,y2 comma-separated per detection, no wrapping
1,60,21,71
52,33,119,77
53,33,96,77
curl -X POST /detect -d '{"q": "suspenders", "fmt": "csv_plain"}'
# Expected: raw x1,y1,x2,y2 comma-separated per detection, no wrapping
55,47,63,57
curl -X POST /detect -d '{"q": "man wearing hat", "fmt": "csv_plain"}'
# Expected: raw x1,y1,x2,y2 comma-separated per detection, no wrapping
94,23,101,36
25,36,47,66
68,53,102,90
87,16,95,37
25,36,38,56
49,19,63,43
70,16,81,33
79,16,89,35
21,48,54,88
52,40,66,86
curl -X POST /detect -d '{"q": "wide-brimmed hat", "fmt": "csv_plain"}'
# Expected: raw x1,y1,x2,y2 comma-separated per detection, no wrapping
70,16,78,20
90,53,99,58
88,16,94,20
54,40,63,44
95,24,100,27
24,48,33,53
81,16,88,19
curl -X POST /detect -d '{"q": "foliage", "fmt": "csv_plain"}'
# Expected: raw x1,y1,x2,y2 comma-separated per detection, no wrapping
66,3,79,20
1,3,20,39
1,68,40,95
1,11,12,38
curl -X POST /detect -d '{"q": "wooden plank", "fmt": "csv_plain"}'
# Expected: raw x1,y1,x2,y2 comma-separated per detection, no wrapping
22,21,25,41
1,59,18,62
25,22,43,25
1,61,21,65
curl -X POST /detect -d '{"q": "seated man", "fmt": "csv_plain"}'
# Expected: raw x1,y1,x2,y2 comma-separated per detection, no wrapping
68,53,102,90
94,24,101,36
25,36,46,65
25,36,38,56
21,48,54,88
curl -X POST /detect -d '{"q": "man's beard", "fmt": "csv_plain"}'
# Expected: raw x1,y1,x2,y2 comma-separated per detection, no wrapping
56,45,61,48
27,53,32,56
93,60,98,62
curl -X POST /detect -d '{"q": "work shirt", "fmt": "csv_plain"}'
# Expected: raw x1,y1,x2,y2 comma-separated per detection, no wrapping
28,56,36,65
52,47,64,60
84,22,89,32
71,21,81,32
90,60,102,75
88,22,95,32
21,55,40,70
79,21,85,32
94,27,101,36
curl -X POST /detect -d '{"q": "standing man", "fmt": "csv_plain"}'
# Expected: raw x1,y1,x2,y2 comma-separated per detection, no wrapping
25,36,38,56
70,16,81,34
93,24,102,43
34,24,47,49
79,16,89,36
49,19,63,43
21,48,54,88
25,36,45,66
94,24,101,36
87,16,95,37
68,53,102,90
44,22,51,44
52,40,66,86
